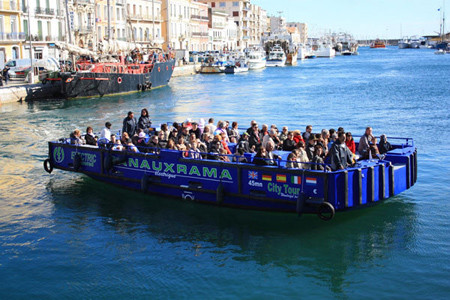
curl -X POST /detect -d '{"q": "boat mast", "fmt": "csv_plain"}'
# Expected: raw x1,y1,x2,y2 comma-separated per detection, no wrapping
107,0,111,40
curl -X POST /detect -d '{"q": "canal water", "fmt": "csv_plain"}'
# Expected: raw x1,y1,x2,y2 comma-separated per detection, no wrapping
0,48,449,298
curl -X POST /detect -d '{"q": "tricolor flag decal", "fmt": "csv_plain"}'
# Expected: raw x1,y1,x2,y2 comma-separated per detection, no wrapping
276,174,287,183
262,174,272,181
306,177,317,185
248,171,258,179
291,176,301,185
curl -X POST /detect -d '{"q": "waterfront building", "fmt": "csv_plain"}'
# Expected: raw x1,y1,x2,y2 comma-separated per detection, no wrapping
20,0,65,60
201,0,266,50
0,0,23,62
248,3,266,47
286,22,308,44
209,9,236,50
286,26,300,44
126,0,163,45
269,15,286,33
68,0,96,51
161,0,192,51
95,0,126,42
189,0,208,51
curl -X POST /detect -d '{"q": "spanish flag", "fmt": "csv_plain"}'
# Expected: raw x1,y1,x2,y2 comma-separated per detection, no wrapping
276,174,287,183
262,174,272,181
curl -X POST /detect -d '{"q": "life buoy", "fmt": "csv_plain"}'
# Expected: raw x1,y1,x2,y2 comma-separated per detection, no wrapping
317,202,335,221
117,77,122,84
65,77,73,83
43,159,53,174
158,67,161,72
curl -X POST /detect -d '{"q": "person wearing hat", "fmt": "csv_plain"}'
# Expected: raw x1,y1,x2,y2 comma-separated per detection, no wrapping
122,111,138,137
237,131,253,153
100,122,112,141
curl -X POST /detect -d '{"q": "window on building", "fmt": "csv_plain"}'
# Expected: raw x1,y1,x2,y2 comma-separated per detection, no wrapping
104,6,107,19
117,8,120,21
219,2,225,7
98,26,101,40
23,19,28,36
47,21,50,40
233,1,239,7
157,28,160,38
211,2,215,8
233,11,239,17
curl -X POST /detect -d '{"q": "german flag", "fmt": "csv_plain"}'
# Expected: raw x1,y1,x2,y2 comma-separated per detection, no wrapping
262,174,272,181
276,174,287,183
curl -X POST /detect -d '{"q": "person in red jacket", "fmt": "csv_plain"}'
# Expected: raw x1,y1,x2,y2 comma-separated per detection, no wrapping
345,132,356,154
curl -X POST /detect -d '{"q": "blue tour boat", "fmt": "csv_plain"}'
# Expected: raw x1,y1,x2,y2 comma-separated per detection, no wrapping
44,132,417,220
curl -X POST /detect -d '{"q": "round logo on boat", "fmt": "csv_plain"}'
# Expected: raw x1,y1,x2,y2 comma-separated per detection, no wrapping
53,147,65,163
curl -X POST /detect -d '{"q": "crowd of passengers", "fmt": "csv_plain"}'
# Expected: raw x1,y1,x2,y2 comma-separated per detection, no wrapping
69,109,393,171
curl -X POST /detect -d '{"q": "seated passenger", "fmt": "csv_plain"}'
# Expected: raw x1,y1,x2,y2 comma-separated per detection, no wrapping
237,132,253,153
219,148,231,162
265,141,280,166
187,141,202,160
329,132,353,171
100,122,112,141
302,125,313,141
85,126,97,146
233,148,248,163
176,136,187,151
252,147,269,166
282,131,296,151
189,122,202,139
358,126,374,158
158,131,168,149
295,141,310,169
147,135,160,153
166,139,176,150
311,145,326,171
135,131,148,152
248,122,261,149
328,133,337,150
306,135,316,160
70,129,85,145
229,121,240,141
378,134,392,154
279,126,288,143
286,152,298,169
121,132,130,147
159,124,170,142
126,138,139,153
177,126,190,144
345,132,356,154
292,130,304,144
112,139,124,151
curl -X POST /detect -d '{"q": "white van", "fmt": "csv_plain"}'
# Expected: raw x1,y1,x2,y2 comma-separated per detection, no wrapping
4,59,36,79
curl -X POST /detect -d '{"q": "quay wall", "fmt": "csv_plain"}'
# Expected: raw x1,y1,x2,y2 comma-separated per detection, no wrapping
172,64,199,77
0,65,199,105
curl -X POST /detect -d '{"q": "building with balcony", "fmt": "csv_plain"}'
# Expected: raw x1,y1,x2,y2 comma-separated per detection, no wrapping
209,9,236,51
0,0,24,62
95,0,126,43
19,0,65,60
201,0,265,50
67,0,96,51
126,0,163,45
161,0,192,51
189,0,207,51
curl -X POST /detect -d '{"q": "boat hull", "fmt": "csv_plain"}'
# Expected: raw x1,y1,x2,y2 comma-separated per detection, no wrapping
266,59,286,67
46,141,417,217
59,60,175,98
248,60,266,70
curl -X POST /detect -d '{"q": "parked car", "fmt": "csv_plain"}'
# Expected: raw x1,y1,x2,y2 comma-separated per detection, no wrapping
4,59,37,79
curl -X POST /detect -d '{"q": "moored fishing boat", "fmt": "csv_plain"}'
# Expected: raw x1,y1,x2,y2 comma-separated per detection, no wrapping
247,48,267,70
266,44,287,67
44,127,417,221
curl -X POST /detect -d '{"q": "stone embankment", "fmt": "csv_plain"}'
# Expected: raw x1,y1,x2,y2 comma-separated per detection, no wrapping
0,64,199,105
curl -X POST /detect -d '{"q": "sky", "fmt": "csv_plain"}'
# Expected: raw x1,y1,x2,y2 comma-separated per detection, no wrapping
252,0,447,39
